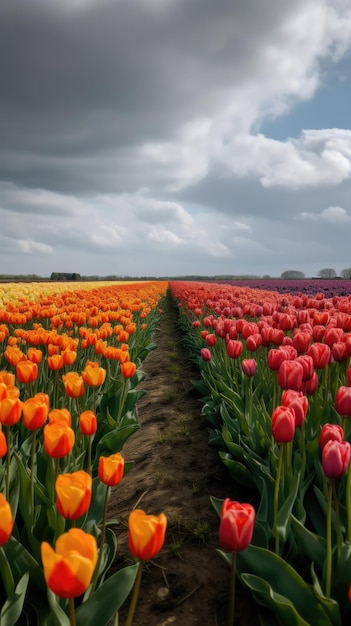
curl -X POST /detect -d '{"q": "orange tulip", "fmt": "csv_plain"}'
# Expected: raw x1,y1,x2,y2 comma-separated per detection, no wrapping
98,452,124,486
41,528,97,598
0,395,22,426
27,347,43,364
79,410,97,436
43,421,75,458
0,494,14,546
0,430,7,457
4,346,27,367
121,361,137,379
22,393,49,430
56,470,92,520
47,354,64,371
48,408,71,426
62,372,85,398
16,360,38,384
0,371,15,387
128,509,167,560
62,349,77,366
82,363,106,387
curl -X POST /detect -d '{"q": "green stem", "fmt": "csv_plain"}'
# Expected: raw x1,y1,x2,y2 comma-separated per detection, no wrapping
325,480,333,598
331,480,342,558
299,422,306,491
69,597,76,626
115,379,129,428
228,551,236,626
125,561,142,626
5,426,11,501
86,436,92,475
346,461,351,543
89,484,110,596
30,430,37,523
273,443,285,555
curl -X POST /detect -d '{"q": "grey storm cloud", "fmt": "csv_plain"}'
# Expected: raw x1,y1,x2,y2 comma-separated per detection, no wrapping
1,0,351,278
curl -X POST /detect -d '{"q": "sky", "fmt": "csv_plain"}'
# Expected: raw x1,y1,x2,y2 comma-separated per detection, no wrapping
1,0,351,279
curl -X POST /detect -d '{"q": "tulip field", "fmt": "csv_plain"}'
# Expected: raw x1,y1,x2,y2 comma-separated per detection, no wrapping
0,278,351,625
0,280,168,626
168,279,351,625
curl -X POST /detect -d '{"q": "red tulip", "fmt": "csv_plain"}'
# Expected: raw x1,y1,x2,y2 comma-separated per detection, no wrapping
241,359,257,378
281,391,308,427
319,424,344,450
278,360,304,392
271,406,295,443
267,348,288,371
200,348,211,361
205,334,216,347
292,331,312,354
227,340,243,359
322,440,351,478
295,355,314,382
219,499,255,552
307,342,331,369
335,386,351,416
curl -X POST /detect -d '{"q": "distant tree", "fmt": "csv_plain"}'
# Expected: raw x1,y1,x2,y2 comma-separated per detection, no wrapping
280,270,306,279
340,268,351,279
318,268,337,279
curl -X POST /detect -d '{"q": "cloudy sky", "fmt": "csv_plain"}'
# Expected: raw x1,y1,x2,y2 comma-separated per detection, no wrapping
1,0,351,278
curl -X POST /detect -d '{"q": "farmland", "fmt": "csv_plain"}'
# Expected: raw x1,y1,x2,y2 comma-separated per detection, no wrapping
0,278,351,625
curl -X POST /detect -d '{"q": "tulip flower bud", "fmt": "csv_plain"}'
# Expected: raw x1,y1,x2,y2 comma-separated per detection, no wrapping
281,391,308,428
278,360,303,392
227,340,243,359
0,431,7,458
0,494,14,546
82,362,106,387
307,342,331,369
200,348,211,361
128,509,167,560
22,394,49,430
322,440,351,479
121,361,137,379
16,360,38,384
241,359,257,378
41,528,97,598
271,406,295,443
43,421,75,458
335,386,351,416
62,372,85,398
319,423,344,450
56,470,92,520
219,499,255,552
98,452,124,486
79,410,97,436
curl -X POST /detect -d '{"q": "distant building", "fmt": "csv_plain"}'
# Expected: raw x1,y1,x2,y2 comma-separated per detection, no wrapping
50,272,81,281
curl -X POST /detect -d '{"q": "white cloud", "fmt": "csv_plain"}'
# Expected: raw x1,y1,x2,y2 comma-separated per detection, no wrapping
15,239,53,254
299,205,351,223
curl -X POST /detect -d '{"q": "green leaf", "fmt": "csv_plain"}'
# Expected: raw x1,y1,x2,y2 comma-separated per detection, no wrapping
236,544,334,625
276,472,300,543
241,573,311,626
95,423,140,458
0,572,29,626
291,515,326,569
46,590,70,626
310,564,342,626
76,563,139,626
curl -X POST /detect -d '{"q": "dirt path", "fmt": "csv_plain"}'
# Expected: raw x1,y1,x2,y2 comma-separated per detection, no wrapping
108,293,257,625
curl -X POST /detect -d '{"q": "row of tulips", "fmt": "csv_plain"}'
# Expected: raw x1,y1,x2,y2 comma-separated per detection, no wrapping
0,281,168,625
169,280,351,625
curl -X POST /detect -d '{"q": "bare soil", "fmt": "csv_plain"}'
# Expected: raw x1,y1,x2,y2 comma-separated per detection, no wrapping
108,293,259,626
